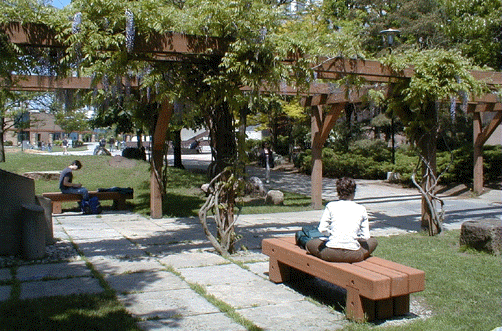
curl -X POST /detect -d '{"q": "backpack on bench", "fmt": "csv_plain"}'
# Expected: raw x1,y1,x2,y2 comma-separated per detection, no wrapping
81,196,102,214
295,225,323,249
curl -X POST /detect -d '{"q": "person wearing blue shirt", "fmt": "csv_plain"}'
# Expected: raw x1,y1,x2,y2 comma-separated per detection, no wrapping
59,160,89,201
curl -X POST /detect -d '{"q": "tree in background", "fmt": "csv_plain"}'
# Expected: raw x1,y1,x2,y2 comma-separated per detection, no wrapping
0,91,30,162
319,0,501,69
440,0,502,70
385,49,485,235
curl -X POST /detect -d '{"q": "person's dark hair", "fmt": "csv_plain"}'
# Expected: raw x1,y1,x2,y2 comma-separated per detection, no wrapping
71,160,82,169
336,177,356,200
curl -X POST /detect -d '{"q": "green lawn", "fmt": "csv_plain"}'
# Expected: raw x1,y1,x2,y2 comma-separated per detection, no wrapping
0,151,313,217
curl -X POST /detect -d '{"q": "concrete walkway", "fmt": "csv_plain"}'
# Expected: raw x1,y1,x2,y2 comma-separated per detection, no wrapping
1,152,500,330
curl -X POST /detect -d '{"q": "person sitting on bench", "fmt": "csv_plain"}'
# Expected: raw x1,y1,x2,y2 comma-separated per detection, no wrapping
306,177,378,263
59,160,89,202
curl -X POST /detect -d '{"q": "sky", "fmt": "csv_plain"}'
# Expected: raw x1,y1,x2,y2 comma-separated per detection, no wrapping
51,0,71,9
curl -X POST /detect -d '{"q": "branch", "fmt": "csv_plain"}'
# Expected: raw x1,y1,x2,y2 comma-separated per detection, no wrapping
198,191,226,256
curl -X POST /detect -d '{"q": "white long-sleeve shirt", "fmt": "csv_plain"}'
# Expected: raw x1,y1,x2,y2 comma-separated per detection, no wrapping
317,200,370,250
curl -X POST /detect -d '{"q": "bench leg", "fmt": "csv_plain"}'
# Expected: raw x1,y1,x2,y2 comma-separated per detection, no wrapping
52,201,62,214
376,298,394,320
346,287,374,322
393,294,410,316
113,198,126,210
346,292,408,322
268,257,291,283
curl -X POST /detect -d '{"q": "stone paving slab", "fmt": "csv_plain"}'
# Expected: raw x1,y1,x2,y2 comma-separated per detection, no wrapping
0,268,11,282
20,277,103,299
242,261,269,279
64,227,124,240
205,279,305,309
229,251,268,263
178,264,264,286
56,217,109,229
118,288,222,320
138,312,247,331
52,228,70,240
112,224,170,240
16,260,90,281
105,270,190,294
139,241,214,256
0,286,11,301
236,300,348,331
73,238,144,258
157,251,228,269
87,256,165,275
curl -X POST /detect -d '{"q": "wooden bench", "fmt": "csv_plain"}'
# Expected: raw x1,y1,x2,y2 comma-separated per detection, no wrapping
42,191,133,214
262,237,425,322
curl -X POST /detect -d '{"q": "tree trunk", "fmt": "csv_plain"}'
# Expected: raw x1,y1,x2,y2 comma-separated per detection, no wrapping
0,117,5,163
418,102,441,235
198,169,239,256
237,106,248,175
209,101,236,178
172,129,183,169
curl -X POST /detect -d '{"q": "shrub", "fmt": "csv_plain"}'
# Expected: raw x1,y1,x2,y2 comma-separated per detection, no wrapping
275,135,290,156
295,142,500,187
72,140,84,147
348,139,391,162
122,147,146,160
483,145,502,183
297,148,390,179
438,145,501,185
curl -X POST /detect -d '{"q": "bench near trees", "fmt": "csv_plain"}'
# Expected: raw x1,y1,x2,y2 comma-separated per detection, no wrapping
42,191,133,214
262,237,425,322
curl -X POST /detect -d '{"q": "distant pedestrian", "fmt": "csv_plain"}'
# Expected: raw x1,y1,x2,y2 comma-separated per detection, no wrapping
108,137,115,151
62,138,68,155
259,142,274,183
189,139,201,153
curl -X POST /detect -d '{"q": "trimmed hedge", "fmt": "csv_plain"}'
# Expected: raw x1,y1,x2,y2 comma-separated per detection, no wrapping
438,145,501,185
296,143,501,187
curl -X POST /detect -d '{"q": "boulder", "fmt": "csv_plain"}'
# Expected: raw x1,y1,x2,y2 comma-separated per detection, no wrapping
246,176,266,197
265,190,284,205
460,219,502,255
201,183,210,195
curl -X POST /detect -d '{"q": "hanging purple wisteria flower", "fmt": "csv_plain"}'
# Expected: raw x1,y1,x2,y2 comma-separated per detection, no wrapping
125,9,135,53
72,12,82,34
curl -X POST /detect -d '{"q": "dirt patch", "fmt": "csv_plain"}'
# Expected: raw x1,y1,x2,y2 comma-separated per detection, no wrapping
108,156,137,168
5,147,21,153
23,149,45,154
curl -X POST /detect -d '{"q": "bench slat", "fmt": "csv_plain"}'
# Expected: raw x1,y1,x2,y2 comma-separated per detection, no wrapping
354,260,409,297
262,238,392,300
364,256,425,293
42,191,133,214
42,191,133,201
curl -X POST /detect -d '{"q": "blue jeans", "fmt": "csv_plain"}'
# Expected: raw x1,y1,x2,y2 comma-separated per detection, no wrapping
61,187,89,200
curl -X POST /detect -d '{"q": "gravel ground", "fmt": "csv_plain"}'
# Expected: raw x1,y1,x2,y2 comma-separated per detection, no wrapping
0,238,80,268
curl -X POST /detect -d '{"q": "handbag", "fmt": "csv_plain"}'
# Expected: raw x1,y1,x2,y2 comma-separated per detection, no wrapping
295,225,323,249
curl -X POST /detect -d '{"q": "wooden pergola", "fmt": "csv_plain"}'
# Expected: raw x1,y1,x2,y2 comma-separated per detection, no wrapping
299,57,502,208
3,23,501,217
